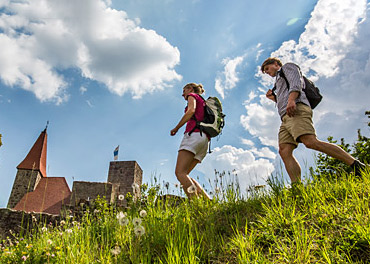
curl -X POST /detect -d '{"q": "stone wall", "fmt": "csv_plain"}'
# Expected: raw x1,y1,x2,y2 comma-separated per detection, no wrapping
0,208,59,241
107,161,143,200
69,181,114,206
7,170,42,208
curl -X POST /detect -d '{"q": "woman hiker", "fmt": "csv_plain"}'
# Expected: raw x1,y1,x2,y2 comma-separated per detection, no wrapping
170,83,211,199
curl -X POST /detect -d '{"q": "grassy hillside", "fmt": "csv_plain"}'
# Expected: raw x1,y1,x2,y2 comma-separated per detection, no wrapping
1,170,370,263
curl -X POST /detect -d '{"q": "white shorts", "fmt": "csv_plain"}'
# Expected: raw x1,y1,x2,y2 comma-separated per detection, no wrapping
179,132,209,162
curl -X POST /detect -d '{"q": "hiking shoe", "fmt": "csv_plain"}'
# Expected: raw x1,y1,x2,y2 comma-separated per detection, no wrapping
350,160,366,177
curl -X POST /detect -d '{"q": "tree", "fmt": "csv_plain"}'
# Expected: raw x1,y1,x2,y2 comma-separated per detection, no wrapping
312,111,370,177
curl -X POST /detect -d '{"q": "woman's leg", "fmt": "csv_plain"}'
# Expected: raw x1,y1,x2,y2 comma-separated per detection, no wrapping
175,150,209,199
187,159,211,199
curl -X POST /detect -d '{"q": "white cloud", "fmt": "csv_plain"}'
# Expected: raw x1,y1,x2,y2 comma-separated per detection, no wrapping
197,145,275,192
240,95,280,148
80,86,87,95
86,100,93,108
215,55,245,99
0,0,181,103
240,138,254,146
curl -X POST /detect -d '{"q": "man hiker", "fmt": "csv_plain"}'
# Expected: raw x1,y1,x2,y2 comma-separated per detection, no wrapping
261,57,366,183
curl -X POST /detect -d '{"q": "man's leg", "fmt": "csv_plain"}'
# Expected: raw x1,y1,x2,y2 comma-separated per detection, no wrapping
299,134,355,165
279,143,301,183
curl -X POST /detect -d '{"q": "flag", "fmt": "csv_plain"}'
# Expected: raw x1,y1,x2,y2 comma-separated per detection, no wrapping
114,145,119,161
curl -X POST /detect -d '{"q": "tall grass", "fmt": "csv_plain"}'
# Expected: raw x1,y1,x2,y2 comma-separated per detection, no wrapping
1,169,370,263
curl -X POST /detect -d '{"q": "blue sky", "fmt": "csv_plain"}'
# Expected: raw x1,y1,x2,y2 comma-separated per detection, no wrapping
1,0,370,207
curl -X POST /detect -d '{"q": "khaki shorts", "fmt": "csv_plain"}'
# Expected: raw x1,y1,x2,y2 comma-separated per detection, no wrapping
278,103,316,146
179,132,209,162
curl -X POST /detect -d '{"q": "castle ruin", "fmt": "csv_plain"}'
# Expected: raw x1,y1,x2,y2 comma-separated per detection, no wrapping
7,128,142,215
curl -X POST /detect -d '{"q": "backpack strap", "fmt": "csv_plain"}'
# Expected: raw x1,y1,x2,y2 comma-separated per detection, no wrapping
272,67,291,101
187,95,206,137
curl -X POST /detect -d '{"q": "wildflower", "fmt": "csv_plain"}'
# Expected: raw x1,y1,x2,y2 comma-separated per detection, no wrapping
214,187,221,193
110,245,121,256
32,215,37,222
119,217,129,226
187,184,197,194
139,210,147,218
41,227,48,232
60,220,66,226
134,225,145,236
22,255,28,261
132,217,142,226
94,209,100,214
26,244,33,249
116,211,127,220
132,183,140,193
118,194,125,201
66,229,72,234
47,239,53,245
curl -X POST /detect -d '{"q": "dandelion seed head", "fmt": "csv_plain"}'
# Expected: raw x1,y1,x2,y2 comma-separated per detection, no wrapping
110,245,121,255
118,194,125,201
187,185,197,194
119,217,129,226
116,211,127,220
139,210,147,218
134,225,145,236
132,217,142,226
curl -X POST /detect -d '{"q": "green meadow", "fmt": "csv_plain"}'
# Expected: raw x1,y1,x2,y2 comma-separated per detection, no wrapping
1,168,369,264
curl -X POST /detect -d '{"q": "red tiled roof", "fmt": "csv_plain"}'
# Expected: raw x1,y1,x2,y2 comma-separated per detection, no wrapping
17,129,47,177
14,177,71,215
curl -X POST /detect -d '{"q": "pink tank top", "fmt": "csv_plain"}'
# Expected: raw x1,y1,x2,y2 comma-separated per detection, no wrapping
184,93,205,134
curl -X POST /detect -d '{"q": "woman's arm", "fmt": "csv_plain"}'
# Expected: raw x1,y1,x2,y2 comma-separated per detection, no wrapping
170,96,196,136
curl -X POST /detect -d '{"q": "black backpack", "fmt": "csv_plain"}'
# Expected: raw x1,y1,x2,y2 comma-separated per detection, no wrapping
273,66,323,109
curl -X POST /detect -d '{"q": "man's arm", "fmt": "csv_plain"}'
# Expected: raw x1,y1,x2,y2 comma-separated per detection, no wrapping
266,89,276,102
282,63,304,117
286,91,299,117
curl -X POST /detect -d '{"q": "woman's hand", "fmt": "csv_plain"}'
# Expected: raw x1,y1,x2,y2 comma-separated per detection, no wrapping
170,128,178,136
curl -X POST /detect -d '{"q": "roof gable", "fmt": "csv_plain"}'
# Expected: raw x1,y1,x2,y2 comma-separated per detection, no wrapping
14,177,71,215
17,129,47,177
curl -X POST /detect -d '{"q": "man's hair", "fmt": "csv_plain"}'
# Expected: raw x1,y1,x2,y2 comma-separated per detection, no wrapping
261,57,283,73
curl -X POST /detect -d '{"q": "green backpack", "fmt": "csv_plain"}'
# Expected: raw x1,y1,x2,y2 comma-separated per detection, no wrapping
188,96,225,138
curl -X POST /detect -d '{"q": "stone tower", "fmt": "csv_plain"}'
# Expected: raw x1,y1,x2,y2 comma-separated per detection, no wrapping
7,128,47,208
108,161,143,201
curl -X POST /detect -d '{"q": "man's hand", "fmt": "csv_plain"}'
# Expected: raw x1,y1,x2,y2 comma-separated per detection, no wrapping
286,100,296,117
266,89,276,102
